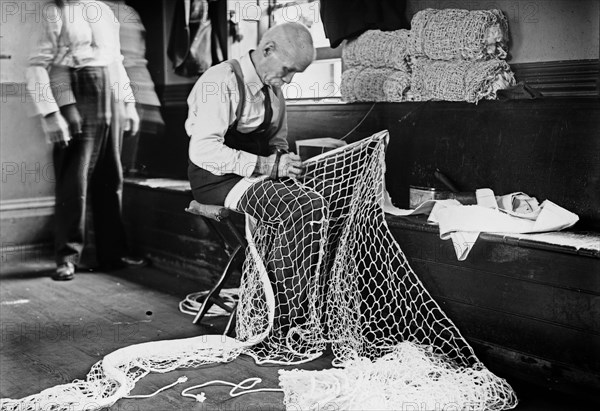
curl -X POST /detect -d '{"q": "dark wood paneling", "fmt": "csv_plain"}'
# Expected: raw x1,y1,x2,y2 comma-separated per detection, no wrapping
287,98,600,230
389,217,600,292
512,59,600,97
410,259,600,333
470,340,600,403
122,182,245,286
439,299,600,373
388,220,600,398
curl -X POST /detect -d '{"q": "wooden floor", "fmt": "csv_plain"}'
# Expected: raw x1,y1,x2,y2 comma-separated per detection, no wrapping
0,257,594,410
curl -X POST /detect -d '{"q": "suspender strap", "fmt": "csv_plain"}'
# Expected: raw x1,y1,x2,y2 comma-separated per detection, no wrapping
274,86,286,136
226,58,286,141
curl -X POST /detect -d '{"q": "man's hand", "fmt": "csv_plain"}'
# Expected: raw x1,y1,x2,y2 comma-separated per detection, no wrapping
122,102,140,136
256,152,304,179
41,111,70,147
278,152,304,178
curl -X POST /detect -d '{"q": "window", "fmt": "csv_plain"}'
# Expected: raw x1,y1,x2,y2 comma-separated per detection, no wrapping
272,0,342,100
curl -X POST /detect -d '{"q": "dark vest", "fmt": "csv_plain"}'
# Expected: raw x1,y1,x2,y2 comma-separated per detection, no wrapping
188,59,286,205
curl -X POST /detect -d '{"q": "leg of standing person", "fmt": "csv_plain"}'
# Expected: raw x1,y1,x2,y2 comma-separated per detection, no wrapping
52,67,109,279
89,72,132,269
89,122,129,268
52,131,97,273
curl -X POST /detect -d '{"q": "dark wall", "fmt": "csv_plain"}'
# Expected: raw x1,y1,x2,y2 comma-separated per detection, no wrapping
287,98,600,231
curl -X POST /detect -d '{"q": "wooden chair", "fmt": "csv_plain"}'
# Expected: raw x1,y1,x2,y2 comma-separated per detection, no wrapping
185,200,246,336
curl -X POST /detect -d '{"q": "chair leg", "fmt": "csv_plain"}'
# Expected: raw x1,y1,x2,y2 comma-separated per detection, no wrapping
192,244,244,325
224,301,238,336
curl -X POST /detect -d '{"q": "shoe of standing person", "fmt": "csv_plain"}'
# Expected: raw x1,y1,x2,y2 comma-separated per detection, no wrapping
52,262,75,281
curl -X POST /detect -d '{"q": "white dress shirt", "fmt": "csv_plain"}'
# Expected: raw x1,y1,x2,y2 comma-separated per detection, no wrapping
26,0,135,117
186,52,288,178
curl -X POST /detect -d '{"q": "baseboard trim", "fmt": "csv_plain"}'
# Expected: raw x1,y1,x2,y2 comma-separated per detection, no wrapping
0,197,55,213
0,242,53,264
0,197,55,245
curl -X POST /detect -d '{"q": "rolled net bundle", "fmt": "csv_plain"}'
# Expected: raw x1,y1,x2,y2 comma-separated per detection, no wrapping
1,131,517,410
340,67,360,102
341,67,411,102
409,8,508,60
411,58,516,103
343,29,410,71
383,70,413,102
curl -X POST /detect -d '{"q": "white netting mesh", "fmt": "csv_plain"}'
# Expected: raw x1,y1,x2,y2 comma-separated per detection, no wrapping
279,342,516,410
409,8,509,61
410,58,516,103
343,29,410,71
341,67,411,103
0,335,246,411
1,131,517,411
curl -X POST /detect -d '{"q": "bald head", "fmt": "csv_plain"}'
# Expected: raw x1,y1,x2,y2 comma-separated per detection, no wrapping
252,23,315,87
259,22,315,70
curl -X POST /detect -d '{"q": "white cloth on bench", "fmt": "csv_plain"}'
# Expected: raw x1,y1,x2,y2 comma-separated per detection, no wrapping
386,190,579,260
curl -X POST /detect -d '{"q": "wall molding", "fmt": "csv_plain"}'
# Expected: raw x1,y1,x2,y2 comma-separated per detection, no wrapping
511,59,599,97
0,197,55,214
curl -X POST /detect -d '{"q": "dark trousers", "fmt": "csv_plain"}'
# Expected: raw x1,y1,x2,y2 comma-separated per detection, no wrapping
53,67,127,266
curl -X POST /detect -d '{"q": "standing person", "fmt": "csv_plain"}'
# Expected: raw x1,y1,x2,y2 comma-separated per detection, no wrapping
187,22,320,336
26,0,143,281
103,0,164,175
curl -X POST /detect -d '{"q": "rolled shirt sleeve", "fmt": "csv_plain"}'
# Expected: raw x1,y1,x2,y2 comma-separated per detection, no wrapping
186,65,259,178
26,7,62,117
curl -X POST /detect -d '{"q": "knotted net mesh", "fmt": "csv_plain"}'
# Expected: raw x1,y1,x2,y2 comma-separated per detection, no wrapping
235,130,516,408
1,131,517,410
409,8,509,61
343,29,410,71
411,58,516,103
341,67,411,103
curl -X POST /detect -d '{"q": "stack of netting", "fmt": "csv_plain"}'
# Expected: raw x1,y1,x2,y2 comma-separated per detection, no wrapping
343,29,410,70
342,30,412,102
340,9,516,103
409,8,515,102
411,58,515,102
341,67,411,103
409,8,508,60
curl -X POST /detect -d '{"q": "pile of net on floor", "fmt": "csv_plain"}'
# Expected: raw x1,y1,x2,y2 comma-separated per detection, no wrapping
342,8,516,103
0,131,518,411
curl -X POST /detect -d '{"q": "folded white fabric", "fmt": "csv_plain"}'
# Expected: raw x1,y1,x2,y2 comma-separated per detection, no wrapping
429,191,579,260
384,190,579,260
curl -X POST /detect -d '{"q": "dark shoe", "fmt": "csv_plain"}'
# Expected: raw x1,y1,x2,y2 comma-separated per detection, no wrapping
120,255,148,267
98,256,148,271
52,262,75,281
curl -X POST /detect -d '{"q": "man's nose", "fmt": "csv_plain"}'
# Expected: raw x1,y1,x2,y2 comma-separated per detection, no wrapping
282,73,294,84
